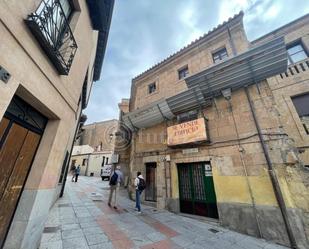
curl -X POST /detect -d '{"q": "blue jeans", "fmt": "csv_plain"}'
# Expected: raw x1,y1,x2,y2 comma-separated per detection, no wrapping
135,189,141,211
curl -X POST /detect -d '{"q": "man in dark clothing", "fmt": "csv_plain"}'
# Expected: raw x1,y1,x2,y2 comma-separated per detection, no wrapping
74,165,80,182
108,165,124,209
134,171,145,214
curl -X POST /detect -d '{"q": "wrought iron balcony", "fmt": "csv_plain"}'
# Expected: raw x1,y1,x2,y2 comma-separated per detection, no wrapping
25,0,77,75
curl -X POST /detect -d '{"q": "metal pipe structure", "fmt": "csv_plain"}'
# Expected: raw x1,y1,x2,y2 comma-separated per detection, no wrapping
122,37,287,131
59,110,82,197
244,87,297,249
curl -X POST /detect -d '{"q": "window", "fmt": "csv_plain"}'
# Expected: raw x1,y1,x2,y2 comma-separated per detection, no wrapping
292,93,309,134
287,41,308,64
106,157,109,165
26,0,77,75
178,66,189,80
102,156,105,166
212,48,228,63
82,158,87,166
36,0,73,30
148,82,156,94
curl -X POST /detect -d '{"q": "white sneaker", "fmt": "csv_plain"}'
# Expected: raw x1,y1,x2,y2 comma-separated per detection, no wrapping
137,211,141,214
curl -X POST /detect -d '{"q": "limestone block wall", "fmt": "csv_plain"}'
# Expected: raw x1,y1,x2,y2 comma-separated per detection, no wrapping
78,120,118,151
124,12,309,249
130,15,249,111
128,81,309,248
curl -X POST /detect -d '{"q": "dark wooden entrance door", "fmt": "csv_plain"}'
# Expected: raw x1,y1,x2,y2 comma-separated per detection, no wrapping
178,162,218,219
145,162,156,201
0,97,47,248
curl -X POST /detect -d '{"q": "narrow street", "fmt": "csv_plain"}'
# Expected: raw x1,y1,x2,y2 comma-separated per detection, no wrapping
39,177,287,249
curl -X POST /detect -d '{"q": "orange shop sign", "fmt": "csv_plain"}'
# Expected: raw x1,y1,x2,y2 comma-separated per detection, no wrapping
167,118,207,146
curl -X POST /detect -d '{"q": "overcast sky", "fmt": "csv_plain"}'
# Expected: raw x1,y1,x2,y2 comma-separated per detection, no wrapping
85,0,309,124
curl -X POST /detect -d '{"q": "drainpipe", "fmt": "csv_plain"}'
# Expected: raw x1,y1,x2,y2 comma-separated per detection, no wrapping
244,87,297,249
59,109,82,197
227,25,237,56
85,153,91,176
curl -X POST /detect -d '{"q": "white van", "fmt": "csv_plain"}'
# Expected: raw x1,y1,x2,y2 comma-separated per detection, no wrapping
101,164,112,181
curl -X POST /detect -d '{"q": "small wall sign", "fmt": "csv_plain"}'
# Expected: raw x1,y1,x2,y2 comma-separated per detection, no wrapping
205,164,212,176
182,148,199,154
0,66,11,83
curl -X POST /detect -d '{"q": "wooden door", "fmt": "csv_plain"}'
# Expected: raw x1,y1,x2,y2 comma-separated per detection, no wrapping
0,118,41,247
178,162,218,219
0,96,46,248
145,163,156,201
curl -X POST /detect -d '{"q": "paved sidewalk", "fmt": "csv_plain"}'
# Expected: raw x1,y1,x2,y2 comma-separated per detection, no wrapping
39,176,288,249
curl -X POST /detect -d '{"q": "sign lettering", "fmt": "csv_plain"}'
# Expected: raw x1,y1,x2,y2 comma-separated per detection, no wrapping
167,118,207,146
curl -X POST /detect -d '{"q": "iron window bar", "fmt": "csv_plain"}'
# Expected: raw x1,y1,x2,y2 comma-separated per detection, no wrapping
25,0,78,75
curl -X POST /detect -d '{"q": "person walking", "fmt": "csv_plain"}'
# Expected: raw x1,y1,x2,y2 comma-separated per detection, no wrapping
71,165,76,182
134,171,145,214
108,165,123,209
74,165,80,182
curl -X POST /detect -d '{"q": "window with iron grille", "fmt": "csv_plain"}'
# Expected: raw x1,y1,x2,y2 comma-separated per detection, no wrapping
26,0,77,75
212,47,228,63
292,93,309,135
148,82,156,94
178,66,189,80
287,41,308,64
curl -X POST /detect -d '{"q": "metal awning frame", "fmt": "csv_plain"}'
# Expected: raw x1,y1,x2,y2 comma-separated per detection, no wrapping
122,37,288,131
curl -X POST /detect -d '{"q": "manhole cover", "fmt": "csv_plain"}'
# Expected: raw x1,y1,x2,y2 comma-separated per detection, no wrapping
209,228,220,233
43,226,60,233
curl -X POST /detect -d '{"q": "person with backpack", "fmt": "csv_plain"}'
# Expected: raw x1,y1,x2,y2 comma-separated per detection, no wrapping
134,171,145,214
108,165,123,209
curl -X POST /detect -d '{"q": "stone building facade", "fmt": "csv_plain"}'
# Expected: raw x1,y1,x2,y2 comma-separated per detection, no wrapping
73,119,119,177
0,0,114,248
76,119,118,152
119,12,309,248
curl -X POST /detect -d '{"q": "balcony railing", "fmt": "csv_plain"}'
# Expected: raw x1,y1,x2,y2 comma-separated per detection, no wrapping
279,58,309,79
25,0,77,75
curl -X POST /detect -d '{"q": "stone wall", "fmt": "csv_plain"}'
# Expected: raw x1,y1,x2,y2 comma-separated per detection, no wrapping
78,119,118,151
125,13,309,249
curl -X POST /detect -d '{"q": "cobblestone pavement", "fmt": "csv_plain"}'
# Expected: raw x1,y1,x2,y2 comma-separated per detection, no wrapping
39,176,288,249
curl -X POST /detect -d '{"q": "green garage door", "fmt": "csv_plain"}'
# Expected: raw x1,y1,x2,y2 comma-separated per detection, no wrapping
178,162,218,218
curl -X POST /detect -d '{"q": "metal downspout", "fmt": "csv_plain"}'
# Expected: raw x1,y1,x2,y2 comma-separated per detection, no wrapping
244,87,297,249
59,109,82,197
227,25,237,56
